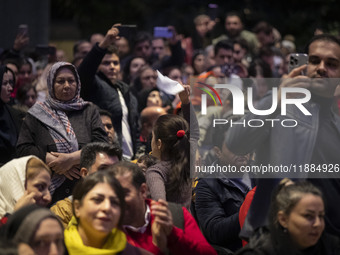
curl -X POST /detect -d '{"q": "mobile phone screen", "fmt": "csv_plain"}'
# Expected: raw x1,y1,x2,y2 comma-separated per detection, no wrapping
153,27,173,38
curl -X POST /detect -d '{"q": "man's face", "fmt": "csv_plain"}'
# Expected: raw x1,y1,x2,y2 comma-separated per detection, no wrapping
134,40,152,59
225,16,243,37
307,40,340,97
115,173,147,227
74,42,91,59
152,38,166,59
115,37,130,57
215,48,234,66
196,17,210,37
100,115,115,144
219,143,250,169
98,54,120,84
88,152,119,174
233,43,246,63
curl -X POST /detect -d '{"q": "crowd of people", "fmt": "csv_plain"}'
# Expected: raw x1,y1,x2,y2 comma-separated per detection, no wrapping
0,8,340,255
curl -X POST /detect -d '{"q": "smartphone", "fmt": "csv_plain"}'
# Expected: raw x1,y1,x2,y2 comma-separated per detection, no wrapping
288,53,308,74
153,27,173,38
117,25,137,38
18,24,28,36
208,3,218,20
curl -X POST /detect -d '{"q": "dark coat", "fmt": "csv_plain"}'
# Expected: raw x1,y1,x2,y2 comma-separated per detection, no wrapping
236,228,340,255
78,44,139,157
0,104,24,165
195,177,250,251
16,103,108,203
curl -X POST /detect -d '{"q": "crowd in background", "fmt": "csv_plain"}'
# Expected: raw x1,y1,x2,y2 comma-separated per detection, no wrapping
0,8,340,255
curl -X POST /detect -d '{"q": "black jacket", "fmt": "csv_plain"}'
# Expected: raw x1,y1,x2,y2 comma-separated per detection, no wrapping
195,177,251,251
78,44,139,157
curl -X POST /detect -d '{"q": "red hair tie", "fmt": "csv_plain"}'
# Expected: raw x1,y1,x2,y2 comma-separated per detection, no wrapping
177,130,185,138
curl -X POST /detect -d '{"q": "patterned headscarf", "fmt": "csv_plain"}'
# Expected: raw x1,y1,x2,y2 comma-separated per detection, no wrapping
28,62,89,194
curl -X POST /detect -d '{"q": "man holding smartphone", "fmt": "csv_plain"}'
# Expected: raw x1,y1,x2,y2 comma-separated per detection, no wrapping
78,26,139,160
225,34,340,239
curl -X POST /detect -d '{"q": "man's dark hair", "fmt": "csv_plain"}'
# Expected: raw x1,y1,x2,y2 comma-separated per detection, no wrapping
108,161,146,189
214,40,234,56
233,38,249,52
225,11,243,23
73,40,90,56
253,21,273,35
137,154,159,168
133,31,152,50
305,34,340,54
98,108,112,119
80,142,122,169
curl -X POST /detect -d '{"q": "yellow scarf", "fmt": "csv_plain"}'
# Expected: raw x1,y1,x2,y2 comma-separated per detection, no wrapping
64,217,127,255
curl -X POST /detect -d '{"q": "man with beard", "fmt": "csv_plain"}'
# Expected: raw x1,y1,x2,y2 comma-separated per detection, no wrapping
213,12,259,56
226,34,340,240
109,162,217,255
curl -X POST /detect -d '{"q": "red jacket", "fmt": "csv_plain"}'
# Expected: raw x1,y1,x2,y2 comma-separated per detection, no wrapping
125,199,217,255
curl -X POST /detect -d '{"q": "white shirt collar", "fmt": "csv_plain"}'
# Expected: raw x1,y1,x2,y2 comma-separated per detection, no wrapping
123,203,151,233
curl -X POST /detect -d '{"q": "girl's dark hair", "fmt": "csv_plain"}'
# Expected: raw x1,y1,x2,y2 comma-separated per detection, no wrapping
153,114,190,193
191,50,205,75
72,171,126,227
16,84,37,105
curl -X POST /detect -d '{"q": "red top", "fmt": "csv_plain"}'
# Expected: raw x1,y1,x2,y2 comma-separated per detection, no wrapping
125,199,217,255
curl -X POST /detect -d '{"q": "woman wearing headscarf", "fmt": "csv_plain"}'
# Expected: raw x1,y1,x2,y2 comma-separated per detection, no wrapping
16,62,108,204
0,204,65,255
0,155,51,220
0,65,25,165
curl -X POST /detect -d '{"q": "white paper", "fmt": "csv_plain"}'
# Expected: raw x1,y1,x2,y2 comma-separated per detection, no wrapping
156,70,184,95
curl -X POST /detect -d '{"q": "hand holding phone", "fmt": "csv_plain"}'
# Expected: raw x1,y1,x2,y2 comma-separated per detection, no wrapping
18,24,28,37
288,53,308,74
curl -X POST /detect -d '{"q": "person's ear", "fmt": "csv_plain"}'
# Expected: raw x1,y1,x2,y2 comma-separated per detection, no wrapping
157,139,162,151
74,200,81,218
139,183,148,200
213,146,222,159
80,167,88,177
277,210,288,228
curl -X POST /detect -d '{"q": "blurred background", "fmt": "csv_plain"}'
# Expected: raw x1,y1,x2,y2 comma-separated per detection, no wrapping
0,0,339,61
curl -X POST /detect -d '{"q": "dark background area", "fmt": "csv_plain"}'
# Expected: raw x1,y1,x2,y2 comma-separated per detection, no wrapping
50,0,340,49
1,0,340,55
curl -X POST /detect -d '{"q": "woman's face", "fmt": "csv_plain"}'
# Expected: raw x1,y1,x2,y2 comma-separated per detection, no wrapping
24,88,37,108
193,54,205,74
1,71,14,103
26,169,52,207
31,218,64,255
53,68,77,102
278,194,325,249
75,182,121,238
140,69,157,90
147,90,162,107
19,64,32,84
130,58,146,80
168,68,183,84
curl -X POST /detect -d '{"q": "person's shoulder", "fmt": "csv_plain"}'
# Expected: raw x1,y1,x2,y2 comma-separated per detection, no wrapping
122,243,153,255
240,30,257,40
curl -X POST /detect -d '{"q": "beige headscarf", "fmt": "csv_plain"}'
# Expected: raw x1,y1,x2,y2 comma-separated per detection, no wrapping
0,156,40,218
